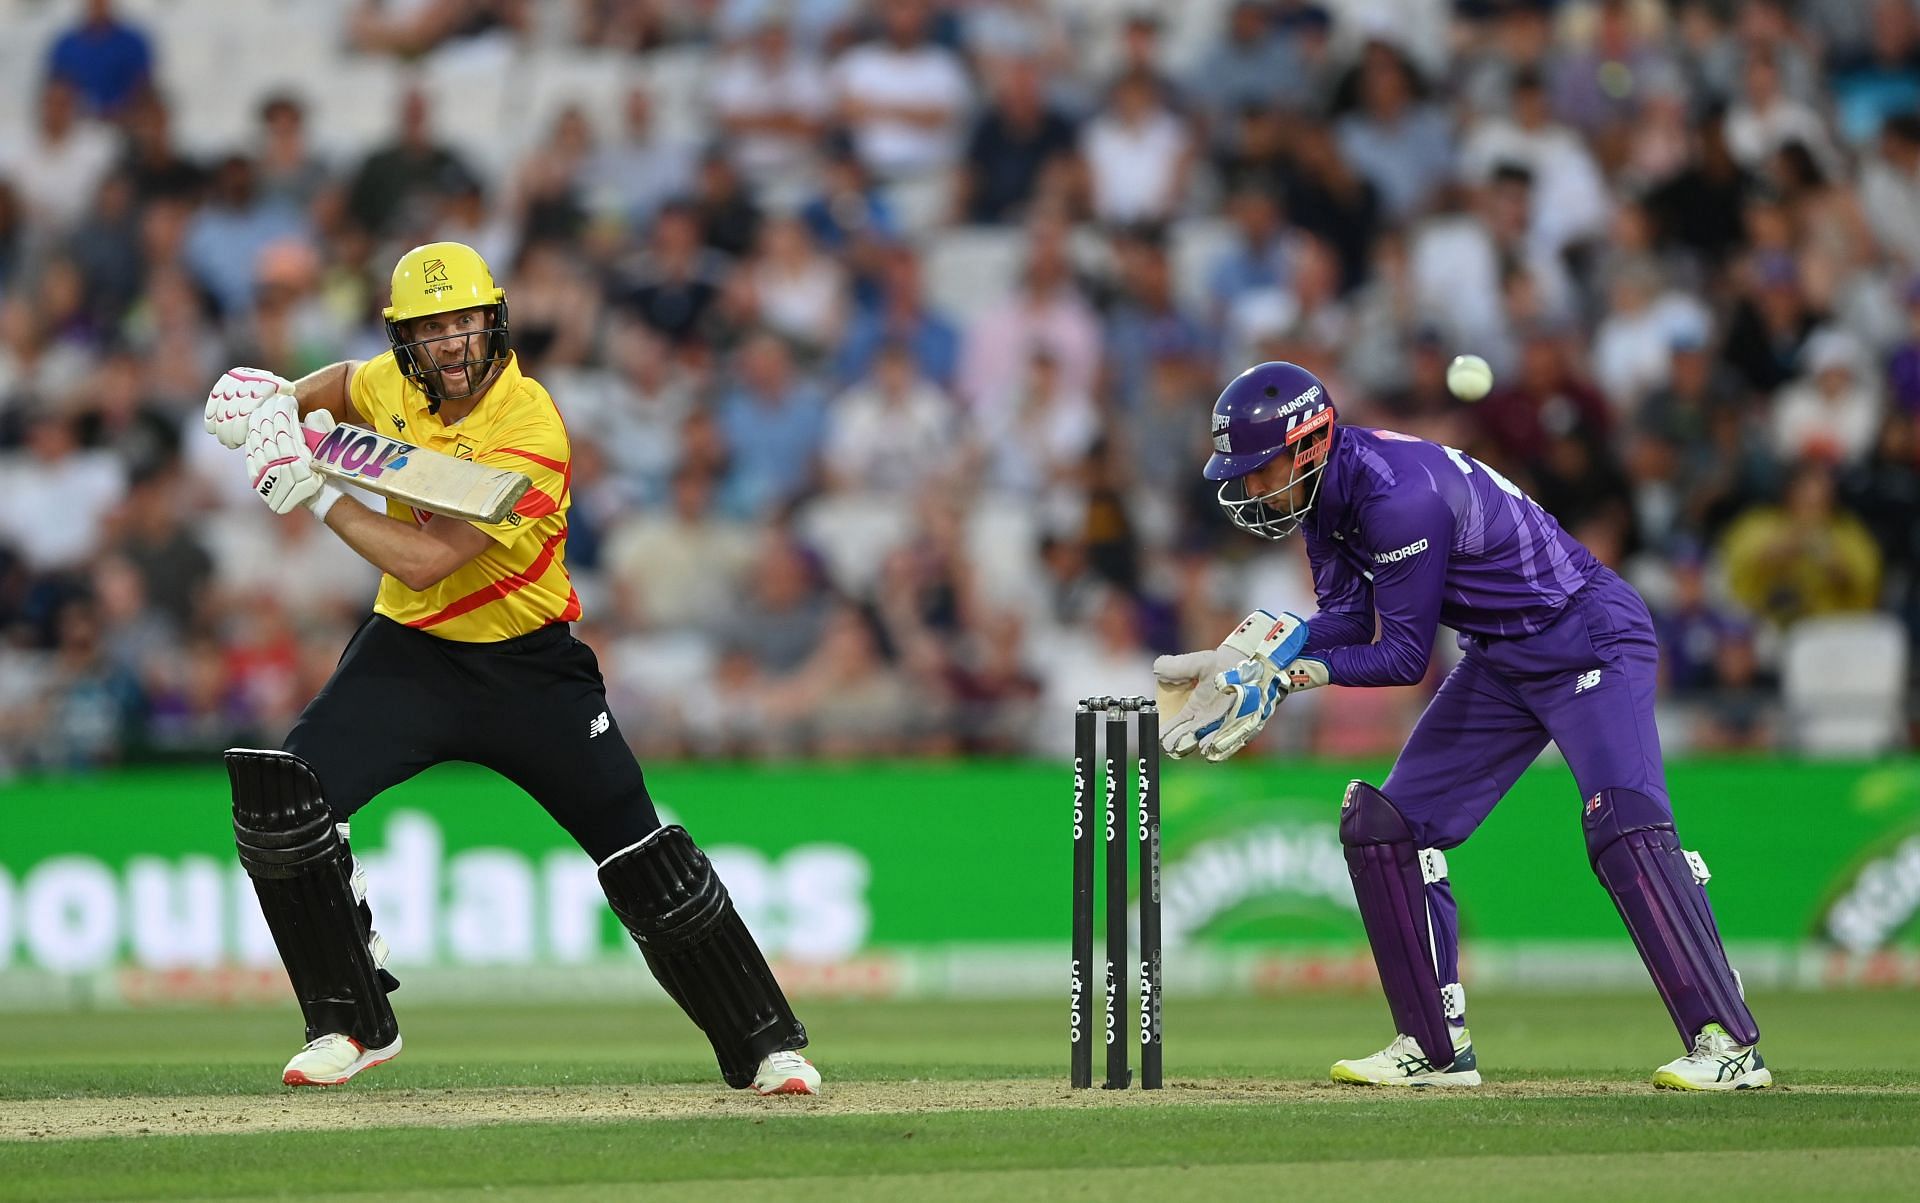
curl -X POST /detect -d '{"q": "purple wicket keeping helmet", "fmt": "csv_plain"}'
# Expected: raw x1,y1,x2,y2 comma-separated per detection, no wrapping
1204,361,1337,541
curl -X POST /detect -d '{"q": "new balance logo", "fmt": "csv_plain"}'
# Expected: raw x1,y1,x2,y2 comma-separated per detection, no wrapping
1574,669,1602,695
588,711,610,739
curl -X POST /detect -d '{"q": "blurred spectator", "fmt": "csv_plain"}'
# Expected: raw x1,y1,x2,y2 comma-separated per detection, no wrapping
581,86,697,233
1687,622,1775,751
1841,411,1920,643
0,411,125,586
0,79,119,239
1889,279,1920,414
831,0,972,181
760,603,925,757
823,340,953,493
1725,52,1840,178
66,172,145,328
181,155,309,318
958,216,1100,418
604,466,755,632
958,55,1077,225
1722,251,1822,396
45,0,152,118
1770,329,1883,468
1081,70,1193,226
1192,2,1308,135
716,331,828,516
1860,112,1920,272
0,182,22,294
611,202,727,349
746,214,848,354
688,151,763,259
1105,232,1206,411
1110,11,1182,112
978,349,1097,501
119,92,204,207
1829,0,1920,147
710,14,833,189
1334,40,1454,223
1644,106,1757,271
1720,466,1881,628
344,88,477,238
1410,164,1572,368
255,95,330,213
1458,68,1609,261
1653,550,1747,696
38,596,142,770
835,244,957,388
1590,261,1712,416
720,528,831,672
1270,121,1378,294
110,471,211,633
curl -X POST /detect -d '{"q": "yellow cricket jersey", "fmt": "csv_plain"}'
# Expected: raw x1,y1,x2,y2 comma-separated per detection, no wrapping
347,352,579,642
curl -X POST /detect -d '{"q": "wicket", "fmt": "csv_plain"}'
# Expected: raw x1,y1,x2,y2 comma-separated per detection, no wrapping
1070,695,1162,1090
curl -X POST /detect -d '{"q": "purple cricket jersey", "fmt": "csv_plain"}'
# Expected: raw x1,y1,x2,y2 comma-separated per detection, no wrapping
1298,425,1600,687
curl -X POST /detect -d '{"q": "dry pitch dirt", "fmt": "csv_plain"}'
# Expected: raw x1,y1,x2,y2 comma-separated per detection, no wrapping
4,1077,1903,1142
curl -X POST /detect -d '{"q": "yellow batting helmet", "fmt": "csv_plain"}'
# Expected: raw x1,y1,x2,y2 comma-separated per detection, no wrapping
382,241,510,408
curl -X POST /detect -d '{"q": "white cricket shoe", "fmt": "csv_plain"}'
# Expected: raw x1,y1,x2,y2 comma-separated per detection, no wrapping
1331,1027,1482,1087
751,1050,821,1096
282,1032,402,1087
1653,1024,1772,1091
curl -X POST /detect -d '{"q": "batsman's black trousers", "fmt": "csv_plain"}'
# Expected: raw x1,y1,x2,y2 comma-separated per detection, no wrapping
286,614,660,862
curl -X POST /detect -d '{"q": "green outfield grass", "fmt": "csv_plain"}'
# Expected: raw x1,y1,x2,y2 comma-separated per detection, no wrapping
1,991,1917,1201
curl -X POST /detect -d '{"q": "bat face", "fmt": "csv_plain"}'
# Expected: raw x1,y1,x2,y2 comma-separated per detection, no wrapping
304,424,532,524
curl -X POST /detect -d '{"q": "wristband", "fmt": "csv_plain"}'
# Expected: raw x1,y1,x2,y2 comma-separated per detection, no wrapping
308,484,344,523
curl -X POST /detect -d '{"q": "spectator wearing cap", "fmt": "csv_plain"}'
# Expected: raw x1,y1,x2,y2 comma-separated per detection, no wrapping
709,13,833,189
1723,250,1822,396
1770,329,1883,468
1590,260,1713,417
44,0,152,118
958,55,1078,225
831,0,972,182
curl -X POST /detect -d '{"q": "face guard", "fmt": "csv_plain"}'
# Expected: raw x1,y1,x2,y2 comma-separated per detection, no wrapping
1215,407,1334,540
386,304,511,410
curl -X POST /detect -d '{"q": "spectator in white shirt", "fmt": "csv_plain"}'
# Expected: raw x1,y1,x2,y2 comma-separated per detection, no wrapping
0,79,118,241
1080,70,1193,226
747,212,849,354
1725,53,1840,178
710,15,833,189
1860,112,1920,271
0,411,126,577
825,340,955,493
1459,69,1610,259
832,0,973,180
1770,329,1883,468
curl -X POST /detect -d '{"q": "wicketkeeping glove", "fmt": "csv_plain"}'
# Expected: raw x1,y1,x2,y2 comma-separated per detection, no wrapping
1155,610,1326,762
206,367,294,450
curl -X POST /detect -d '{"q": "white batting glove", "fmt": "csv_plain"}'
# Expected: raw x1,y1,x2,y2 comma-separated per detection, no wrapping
246,406,340,516
206,367,294,450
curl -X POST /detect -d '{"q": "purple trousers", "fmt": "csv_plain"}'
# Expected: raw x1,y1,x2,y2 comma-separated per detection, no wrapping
1380,568,1669,1023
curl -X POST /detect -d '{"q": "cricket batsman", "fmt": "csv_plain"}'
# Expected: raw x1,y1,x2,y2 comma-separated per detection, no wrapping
200,241,820,1095
1157,361,1769,1091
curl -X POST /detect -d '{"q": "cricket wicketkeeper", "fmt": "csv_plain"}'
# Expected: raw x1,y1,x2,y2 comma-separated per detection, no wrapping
1157,361,1769,1091
201,241,819,1095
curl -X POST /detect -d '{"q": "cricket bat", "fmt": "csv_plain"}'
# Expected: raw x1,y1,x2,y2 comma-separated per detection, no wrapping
303,424,532,524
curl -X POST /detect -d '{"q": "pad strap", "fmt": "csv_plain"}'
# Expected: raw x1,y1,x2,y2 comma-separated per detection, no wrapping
228,749,398,1048
1339,781,1457,1070
599,826,807,1088
1584,788,1758,1048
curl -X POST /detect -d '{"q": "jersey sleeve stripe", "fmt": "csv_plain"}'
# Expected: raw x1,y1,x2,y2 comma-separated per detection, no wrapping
405,526,568,631
558,587,582,623
513,485,560,519
497,446,568,474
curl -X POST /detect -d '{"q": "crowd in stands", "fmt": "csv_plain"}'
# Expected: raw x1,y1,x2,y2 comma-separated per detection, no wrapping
1,0,1916,776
